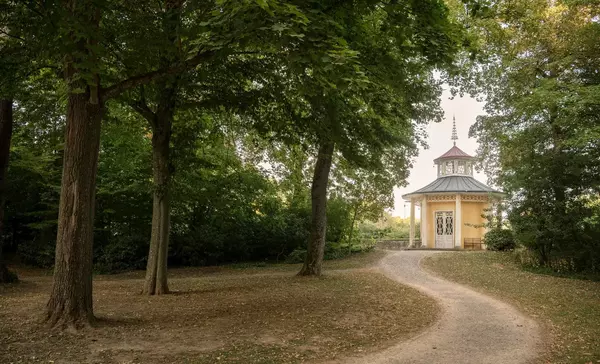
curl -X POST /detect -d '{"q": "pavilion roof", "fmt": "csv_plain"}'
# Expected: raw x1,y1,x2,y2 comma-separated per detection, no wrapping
402,175,503,199
433,146,474,163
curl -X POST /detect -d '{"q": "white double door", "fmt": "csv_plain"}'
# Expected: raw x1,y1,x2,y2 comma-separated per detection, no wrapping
435,211,454,249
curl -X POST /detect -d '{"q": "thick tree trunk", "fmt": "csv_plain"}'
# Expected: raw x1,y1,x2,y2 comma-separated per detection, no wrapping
46,0,103,330
0,99,17,283
298,142,335,277
46,90,103,329
143,114,172,295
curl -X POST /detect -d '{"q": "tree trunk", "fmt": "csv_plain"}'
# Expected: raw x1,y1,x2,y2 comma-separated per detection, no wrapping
347,204,359,254
143,111,172,295
46,90,104,329
495,203,503,229
298,142,335,277
141,0,181,295
47,1,103,327
0,99,17,283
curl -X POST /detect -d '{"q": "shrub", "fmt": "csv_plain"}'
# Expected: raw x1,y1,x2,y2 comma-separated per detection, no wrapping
485,228,516,251
285,248,307,264
0,267,18,283
324,242,351,260
512,246,540,267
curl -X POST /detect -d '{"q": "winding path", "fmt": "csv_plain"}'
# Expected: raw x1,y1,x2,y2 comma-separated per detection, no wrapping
345,250,542,364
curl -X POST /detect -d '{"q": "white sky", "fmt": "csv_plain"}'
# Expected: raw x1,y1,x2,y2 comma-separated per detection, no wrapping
391,88,487,218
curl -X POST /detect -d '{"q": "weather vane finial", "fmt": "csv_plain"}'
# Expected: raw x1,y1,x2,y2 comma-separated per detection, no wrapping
451,115,458,146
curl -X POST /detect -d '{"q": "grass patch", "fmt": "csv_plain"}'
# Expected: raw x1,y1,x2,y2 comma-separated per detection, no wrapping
423,252,600,364
1,250,436,364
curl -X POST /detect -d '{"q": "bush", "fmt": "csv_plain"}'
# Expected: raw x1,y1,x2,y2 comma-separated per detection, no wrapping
485,228,516,251
285,248,307,264
512,246,540,267
324,242,351,260
0,266,18,283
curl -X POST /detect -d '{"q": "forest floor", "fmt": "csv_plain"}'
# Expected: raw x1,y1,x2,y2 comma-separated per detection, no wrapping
423,252,600,364
0,250,439,364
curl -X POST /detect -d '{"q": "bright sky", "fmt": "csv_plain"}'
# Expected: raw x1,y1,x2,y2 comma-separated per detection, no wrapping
391,88,488,218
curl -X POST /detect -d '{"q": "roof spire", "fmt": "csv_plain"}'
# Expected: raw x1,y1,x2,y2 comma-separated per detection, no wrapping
451,115,458,146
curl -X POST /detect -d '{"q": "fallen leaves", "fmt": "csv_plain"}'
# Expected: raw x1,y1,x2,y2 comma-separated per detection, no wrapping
1,254,437,364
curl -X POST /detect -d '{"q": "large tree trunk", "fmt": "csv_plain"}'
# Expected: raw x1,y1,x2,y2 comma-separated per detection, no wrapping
46,1,103,327
143,107,173,295
298,142,335,277
0,99,17,283
46,90,104,329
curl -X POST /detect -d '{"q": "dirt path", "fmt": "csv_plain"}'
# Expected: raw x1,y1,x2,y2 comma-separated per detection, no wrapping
342,250,542,364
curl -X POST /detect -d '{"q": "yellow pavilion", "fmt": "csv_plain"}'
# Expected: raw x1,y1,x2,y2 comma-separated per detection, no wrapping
402,120,504,249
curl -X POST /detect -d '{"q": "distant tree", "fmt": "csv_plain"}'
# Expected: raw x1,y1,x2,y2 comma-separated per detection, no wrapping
0,99,16,283
119,0,351,294
332,160,398,246
467,0,600,270
288,0,463,276
0,4,52,282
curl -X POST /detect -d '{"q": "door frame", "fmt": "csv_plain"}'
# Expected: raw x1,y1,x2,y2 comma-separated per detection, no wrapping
434,210,455,249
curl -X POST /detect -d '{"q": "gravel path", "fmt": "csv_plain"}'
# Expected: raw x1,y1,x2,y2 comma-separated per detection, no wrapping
343,250,542,364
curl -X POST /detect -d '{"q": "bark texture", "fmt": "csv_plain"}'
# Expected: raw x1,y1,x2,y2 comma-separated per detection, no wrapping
298,142,335,276
46,90,103,328
0,99,17,283
46,1,103,328
142,101,174,295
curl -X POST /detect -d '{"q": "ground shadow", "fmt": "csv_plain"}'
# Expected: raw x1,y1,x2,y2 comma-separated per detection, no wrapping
94,316,145,328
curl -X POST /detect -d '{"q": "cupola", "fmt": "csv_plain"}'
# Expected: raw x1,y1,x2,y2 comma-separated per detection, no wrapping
433,117,476,178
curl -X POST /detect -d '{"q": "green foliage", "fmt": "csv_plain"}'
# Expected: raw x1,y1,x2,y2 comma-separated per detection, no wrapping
465,0,600,272
484,228,516,251
284,239,376,264
1,0,469,275
284,248,307,264
358,214,420,240
4,101,372,272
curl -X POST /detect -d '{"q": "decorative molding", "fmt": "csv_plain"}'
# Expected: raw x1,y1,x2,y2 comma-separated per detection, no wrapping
461,194,489,202
427,194,456,202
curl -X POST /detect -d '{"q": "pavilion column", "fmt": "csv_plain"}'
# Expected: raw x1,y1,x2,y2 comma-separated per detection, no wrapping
455,194,462,248
420,196,428,248
409,199,415,247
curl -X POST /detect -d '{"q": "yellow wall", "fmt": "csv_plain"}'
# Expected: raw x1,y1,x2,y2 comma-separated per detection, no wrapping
423,198,488,248
461,202,488,241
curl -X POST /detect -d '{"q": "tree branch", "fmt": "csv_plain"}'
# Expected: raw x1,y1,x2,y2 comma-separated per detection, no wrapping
102,49,216,102
0,29,25,42
130,101,156,126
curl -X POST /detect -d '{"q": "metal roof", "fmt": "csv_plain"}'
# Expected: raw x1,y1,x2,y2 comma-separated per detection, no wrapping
434,146,474,163
402,175,503,199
